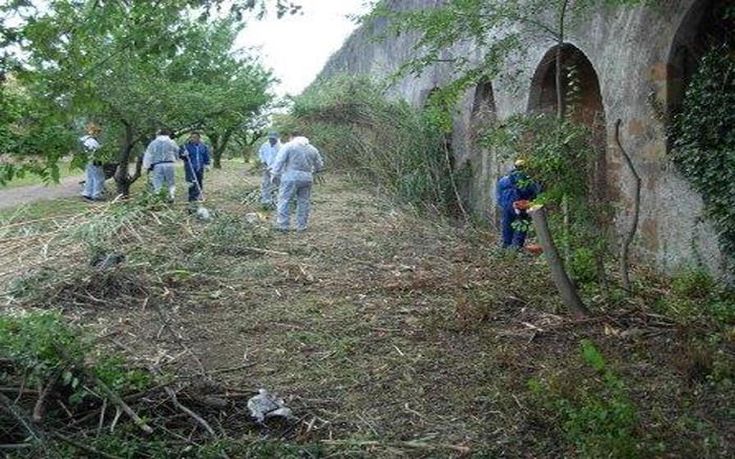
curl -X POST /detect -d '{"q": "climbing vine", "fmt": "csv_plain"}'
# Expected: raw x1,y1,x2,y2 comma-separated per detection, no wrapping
671,46,735,265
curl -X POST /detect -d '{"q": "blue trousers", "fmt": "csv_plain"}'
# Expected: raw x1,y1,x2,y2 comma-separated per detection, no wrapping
185,164,204,202
501,208,529,248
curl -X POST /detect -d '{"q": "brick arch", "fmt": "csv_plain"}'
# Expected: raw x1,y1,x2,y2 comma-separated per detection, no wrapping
527,43,608,203
666,0,733,117
527,43,605,132
471,79,496,123
469,79,499,222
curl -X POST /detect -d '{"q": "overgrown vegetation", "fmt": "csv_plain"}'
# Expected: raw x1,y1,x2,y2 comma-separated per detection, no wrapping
480,114,608,283
284,75,462,214
0,170,733,457
672,46,735,269
529,340,641,458
0,310,303,458
657,267,735,325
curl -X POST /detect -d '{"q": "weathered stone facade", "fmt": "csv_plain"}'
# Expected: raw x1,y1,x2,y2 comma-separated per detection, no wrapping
318,0,728,275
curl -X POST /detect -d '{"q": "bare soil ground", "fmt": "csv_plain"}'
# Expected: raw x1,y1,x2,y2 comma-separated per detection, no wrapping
0,175,84,210
1,166,733,457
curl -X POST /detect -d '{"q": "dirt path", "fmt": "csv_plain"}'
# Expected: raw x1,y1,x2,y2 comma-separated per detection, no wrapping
0,175,85,209
2,170,732,457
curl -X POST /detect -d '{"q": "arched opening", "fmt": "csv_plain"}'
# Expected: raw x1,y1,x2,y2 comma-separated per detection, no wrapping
667,0,733,117
527,44,608,203
528,44,606,138
469,79,500,223
471,79,496,127
423,86,455,165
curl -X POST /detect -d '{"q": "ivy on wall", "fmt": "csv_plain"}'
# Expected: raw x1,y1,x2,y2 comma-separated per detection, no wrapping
671,46,735,264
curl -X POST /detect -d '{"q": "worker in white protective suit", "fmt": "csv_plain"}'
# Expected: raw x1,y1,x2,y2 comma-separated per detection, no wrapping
258,132,281,207
80,123,105,201
142,128,179,202
270,132,325,232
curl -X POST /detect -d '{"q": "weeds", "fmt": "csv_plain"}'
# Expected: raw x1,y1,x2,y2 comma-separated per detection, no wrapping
284,75,460,214
1,170,733,457
655,268,735,325
528,340,642,458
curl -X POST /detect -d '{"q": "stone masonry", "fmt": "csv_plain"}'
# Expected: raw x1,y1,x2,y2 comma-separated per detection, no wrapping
318,0,728,275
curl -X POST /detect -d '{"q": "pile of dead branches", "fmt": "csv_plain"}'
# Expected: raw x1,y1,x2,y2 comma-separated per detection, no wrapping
0,313,302,458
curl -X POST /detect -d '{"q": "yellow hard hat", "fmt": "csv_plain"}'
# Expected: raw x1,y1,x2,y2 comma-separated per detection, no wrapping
514,159,526,168
86,122,101,134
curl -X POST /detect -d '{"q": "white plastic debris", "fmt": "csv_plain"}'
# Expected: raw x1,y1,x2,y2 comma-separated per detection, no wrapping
244,212,266,224
247,389,293,423
245,213,259,224
196,206,212,221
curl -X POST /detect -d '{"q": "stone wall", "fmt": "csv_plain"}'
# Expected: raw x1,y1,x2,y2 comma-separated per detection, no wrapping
318,0,727,274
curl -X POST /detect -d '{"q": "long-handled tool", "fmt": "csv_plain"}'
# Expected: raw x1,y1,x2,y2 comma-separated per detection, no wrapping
184,155,211,220
184,156,205,202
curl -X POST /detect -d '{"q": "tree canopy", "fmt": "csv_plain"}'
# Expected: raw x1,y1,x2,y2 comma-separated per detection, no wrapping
0,0,279,192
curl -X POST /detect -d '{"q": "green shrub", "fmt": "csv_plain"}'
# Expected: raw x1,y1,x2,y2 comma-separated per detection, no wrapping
569,247,598,284
657,268,735,325
286,75,459,214
0,311,87,386
528,340,642,457
671,268,715,300
0,312,151,399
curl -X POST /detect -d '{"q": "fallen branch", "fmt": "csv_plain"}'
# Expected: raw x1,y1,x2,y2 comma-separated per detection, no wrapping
91,375,153,435
151,366,216,438
166,387,216,437
240,246,289,256
33,371,60,423
0,392,49,454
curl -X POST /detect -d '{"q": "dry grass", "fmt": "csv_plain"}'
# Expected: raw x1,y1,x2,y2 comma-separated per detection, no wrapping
1,167,733,457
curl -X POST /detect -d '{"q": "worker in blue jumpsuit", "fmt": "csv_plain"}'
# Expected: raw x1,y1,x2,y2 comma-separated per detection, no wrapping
496,159,541,249
179,132,211,202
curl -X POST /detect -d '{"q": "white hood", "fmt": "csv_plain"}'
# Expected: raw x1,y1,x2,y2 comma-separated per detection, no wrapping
291,136,310,146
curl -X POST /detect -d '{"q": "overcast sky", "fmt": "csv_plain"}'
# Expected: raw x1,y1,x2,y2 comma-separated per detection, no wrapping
236,0,372,97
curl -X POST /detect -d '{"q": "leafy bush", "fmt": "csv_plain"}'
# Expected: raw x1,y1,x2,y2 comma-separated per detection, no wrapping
528,340,641,457
569,247,598,284
0,311,86,387
671,268,716,300
285,75,460,214
0,312,150,398
671,46,735,269
656,268,735,325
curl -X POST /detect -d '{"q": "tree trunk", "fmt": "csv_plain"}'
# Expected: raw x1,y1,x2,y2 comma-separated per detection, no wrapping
114,123,135,197
209,133,222,169
530,205,590,317
113,123,143,198
210,129,234,169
